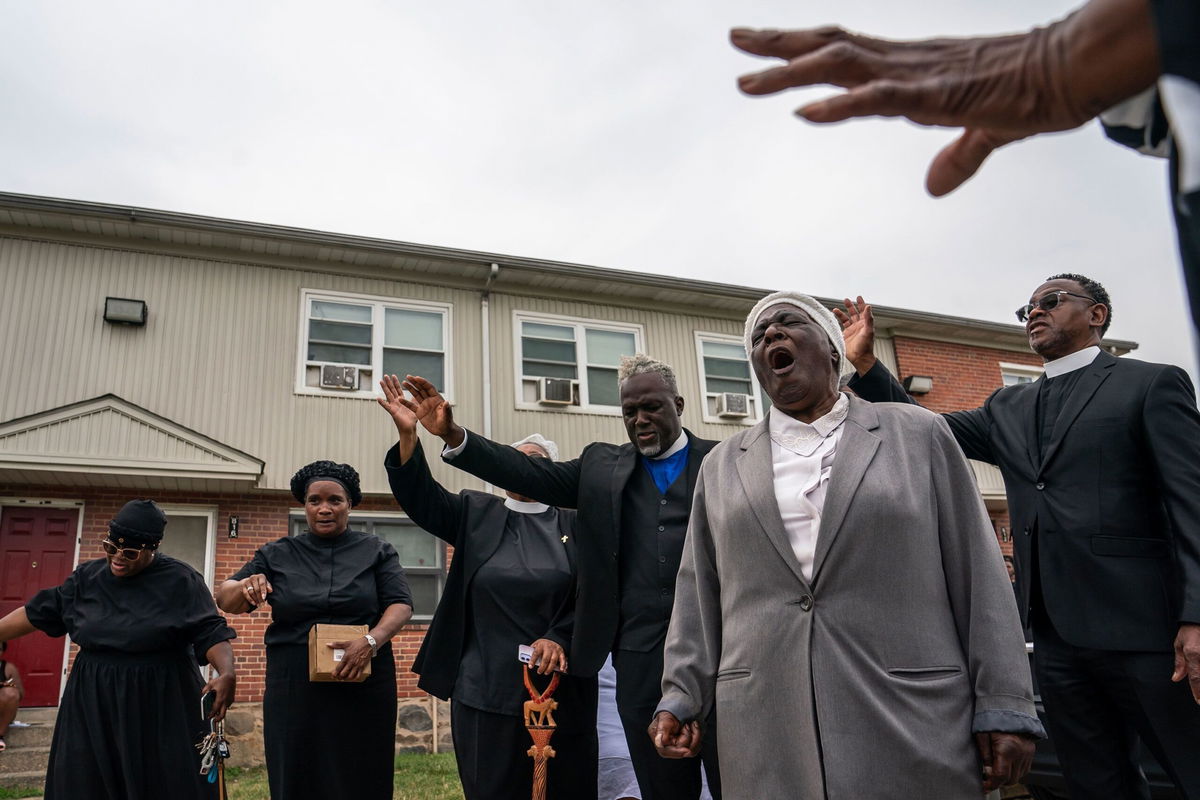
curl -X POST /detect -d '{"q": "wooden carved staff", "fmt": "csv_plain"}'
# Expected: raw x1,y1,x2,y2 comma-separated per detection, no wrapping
523,665,561,800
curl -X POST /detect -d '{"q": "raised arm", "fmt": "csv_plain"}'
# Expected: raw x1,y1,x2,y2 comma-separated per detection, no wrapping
401,374,585,508
838,297,998,463
379,375,467,544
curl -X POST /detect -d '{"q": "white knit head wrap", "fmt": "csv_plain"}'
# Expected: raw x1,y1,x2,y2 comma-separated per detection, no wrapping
510,433,559,462
743,291,854,379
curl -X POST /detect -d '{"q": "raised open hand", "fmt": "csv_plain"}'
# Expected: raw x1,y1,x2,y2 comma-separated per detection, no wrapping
378,375,418,435
832,296,877,375
399,375,457,440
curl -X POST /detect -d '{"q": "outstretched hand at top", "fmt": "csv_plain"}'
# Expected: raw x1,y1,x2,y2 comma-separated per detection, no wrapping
730,0,1160,196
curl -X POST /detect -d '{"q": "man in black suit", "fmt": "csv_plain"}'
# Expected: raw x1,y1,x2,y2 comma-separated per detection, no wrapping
398,356,721,800
839,275,1200,799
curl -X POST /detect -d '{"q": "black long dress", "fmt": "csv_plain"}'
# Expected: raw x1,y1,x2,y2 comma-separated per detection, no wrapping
230,528,412,800
383,442,597,800
24,555,236,800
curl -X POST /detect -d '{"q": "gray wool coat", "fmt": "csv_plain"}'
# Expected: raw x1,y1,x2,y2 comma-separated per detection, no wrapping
657,397,1038,800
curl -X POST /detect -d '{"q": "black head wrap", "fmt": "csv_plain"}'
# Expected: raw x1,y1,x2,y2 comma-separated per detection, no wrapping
108,499,167,547
290,461,362,507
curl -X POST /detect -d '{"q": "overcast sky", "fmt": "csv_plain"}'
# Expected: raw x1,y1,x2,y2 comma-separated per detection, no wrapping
3,0,1195,381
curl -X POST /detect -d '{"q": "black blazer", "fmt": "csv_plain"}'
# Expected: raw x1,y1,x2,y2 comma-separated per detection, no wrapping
852,352,1200,651
384,440,578,700
447,428,719,676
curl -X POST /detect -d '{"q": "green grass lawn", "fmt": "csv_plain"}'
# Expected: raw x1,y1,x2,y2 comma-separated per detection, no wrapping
0,789,42,800
0,753,465,800
226,752,465,800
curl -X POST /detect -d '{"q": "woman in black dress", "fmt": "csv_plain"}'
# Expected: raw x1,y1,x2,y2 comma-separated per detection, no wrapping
379,374,599,800
0,499,237,800
217,460,413,800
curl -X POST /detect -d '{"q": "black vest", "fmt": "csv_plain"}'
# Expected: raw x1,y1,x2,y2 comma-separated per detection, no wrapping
616,461,692,652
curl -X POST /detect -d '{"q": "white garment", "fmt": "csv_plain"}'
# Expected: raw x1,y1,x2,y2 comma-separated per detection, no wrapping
651,431,688,460
596,653,712,800
503,497,549,514
1042,345,1101,378
769,394,850,582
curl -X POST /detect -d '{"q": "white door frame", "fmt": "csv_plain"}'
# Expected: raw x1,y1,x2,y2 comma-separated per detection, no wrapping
0,497,86,705
156,504,218,585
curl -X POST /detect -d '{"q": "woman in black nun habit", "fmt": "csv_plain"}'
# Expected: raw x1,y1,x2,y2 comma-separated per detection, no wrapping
217,460,414,800
0,499,237,800
378,374,599,800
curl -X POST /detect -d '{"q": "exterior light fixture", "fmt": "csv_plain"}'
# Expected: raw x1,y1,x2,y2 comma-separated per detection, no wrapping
103,296,148,326
902,375,934,394
103,297,148,326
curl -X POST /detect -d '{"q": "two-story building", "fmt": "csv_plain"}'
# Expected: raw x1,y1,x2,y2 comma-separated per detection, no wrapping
0,191,1135,768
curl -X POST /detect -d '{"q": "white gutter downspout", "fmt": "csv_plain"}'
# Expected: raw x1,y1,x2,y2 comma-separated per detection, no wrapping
482,263,499,441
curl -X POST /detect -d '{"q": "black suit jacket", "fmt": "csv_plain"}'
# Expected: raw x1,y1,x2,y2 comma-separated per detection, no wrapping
852,352,1200,651
384,440,578,700
446,428,719,676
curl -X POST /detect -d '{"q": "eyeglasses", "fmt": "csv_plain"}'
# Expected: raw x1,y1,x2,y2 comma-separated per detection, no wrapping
1015,290,1097,323
100,539,156,560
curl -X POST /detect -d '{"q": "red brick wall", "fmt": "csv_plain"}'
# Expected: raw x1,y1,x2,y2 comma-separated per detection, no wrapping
891,337,1028,579
0,485,436,704
891,337,1041,414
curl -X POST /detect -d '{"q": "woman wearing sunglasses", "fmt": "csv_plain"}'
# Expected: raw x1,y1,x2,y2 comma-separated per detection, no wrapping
0,499,237,800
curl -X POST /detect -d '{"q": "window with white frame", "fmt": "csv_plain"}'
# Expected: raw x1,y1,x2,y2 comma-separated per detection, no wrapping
999,361,1043,388
694,333,768,423
515,313,642,411
157,506,217,584
289,513,444,621
297,289,452,399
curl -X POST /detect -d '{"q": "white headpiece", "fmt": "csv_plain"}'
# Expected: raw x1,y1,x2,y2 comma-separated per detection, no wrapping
743,291,854,379
510,433,559,462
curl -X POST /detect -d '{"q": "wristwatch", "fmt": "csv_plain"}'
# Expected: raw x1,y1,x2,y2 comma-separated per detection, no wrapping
363,633,378,657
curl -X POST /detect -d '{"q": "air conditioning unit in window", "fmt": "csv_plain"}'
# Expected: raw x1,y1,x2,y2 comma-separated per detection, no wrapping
537,378,578,406
320,365,359,390
716,392,750,419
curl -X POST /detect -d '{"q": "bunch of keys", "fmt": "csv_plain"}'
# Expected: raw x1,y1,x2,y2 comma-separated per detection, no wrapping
197,719,231,779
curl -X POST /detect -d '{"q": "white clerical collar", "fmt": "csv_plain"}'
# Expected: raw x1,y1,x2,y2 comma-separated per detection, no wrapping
504,498,550,514
1043,345,1101,378
769,393,850,456
651,431,689,461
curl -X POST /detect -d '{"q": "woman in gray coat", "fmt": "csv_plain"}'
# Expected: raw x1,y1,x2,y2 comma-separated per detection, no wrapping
650,292,1043,800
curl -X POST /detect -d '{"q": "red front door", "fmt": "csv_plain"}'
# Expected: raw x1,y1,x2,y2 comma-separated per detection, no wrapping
0,506,78,707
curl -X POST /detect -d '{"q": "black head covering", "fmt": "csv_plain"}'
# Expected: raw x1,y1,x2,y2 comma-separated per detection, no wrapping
290,461,362,507
108,499,167,547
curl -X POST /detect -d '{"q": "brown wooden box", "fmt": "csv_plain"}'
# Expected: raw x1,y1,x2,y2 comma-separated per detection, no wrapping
307,623,370,682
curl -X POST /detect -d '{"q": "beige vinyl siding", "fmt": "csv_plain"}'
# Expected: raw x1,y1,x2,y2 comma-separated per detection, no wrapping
486,293,748,459
0,230,903,499
483,292,901,461
0,236,483,495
